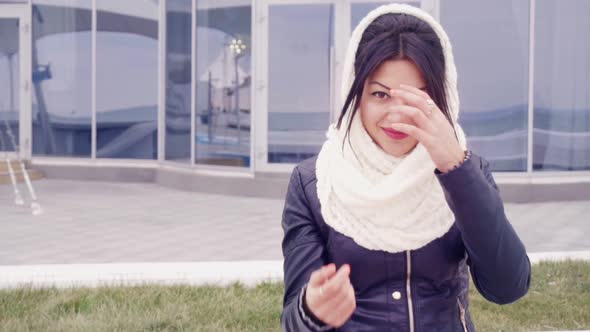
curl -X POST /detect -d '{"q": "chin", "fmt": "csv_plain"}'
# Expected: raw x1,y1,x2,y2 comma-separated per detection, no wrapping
377,143,408,157
382,142,415,157
369,130,415,157
386,149,410,158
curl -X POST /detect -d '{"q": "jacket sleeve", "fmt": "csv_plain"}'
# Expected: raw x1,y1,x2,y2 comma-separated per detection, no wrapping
435,153,531,305
281,166,334,331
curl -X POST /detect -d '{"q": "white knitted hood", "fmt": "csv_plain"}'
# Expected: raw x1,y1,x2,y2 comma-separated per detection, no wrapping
341,3,461,123
315,4,467,253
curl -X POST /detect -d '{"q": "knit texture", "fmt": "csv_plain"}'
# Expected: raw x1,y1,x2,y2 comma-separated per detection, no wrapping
316,4,468,253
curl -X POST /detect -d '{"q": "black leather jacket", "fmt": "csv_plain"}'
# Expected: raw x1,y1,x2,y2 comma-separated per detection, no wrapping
281,153,531,331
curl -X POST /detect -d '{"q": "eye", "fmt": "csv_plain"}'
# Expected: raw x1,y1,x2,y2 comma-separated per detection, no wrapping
371,91,389,99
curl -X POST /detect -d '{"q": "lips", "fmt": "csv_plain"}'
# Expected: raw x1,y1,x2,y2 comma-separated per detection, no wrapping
382,127,409,140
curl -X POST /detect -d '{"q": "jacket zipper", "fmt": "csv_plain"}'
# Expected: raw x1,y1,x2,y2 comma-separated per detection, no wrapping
457,297,468,332
406,251,415,332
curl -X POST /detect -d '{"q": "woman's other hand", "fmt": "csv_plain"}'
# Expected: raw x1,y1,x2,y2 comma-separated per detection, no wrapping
305,263,356,328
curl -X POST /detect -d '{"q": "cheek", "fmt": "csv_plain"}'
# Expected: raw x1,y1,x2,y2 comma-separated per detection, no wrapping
360,108,384,138
360,99,388,127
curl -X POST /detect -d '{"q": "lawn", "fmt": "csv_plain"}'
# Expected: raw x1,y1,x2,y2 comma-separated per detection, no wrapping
0,260,588,331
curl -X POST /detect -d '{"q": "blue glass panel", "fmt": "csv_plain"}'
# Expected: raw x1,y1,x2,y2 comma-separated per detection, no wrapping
267,4,333,164
441,0,529,171
533,0,590,171
195,1,251,167
96,0,159,159
166,0,192,163
0,18,19,152
31,2,92,157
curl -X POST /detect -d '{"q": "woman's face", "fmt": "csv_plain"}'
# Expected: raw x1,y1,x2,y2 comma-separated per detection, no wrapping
359,58,426,157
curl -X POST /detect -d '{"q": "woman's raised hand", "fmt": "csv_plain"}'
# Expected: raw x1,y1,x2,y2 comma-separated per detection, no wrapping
305,263,356,328
388,84,465,173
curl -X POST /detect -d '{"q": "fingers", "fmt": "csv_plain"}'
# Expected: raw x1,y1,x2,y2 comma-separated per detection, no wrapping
311,265,355,327
386,105,433,132
399,83,430,99
309,263,336,288
312,275,352,318
321,264,351,298
323,285,356,327
391,123,430,145
306,264,354,326
390,85,438,118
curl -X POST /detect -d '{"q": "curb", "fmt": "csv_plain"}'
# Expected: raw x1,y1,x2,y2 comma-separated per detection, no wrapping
528,251,590,264
0,251,589,289
0,261,283,289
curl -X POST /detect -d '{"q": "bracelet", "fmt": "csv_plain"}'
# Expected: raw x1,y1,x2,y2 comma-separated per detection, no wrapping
448,150,472,172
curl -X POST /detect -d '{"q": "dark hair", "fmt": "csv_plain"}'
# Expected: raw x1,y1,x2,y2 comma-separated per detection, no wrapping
337,13,455,141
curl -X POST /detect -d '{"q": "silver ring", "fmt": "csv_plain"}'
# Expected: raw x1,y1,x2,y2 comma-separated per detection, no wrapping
425,99,435,115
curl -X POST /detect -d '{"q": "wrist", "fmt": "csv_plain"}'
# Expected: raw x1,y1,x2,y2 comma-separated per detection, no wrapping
440,150,470,173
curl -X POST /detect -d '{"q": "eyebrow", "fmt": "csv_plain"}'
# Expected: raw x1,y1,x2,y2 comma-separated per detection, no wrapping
368,81,391,90
368,81,427,91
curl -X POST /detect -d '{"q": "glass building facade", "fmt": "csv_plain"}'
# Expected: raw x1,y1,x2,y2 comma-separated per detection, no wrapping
1,0,589,175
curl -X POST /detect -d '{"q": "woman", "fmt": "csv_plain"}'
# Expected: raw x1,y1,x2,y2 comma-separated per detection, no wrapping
280,4,531,332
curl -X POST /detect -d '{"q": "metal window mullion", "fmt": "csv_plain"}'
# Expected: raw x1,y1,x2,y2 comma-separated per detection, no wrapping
527,0,536,173
20,3,33,160
248,0,255,173
158,0,166,162
191,0,196,166
421,0,439,21
91,0,96,159
332,1,349,124
254,1,269,171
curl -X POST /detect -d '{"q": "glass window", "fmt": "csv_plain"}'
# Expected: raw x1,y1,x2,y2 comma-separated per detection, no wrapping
533,0,590,171
166,0,191,163
96,0,159,159
31,2,92,157
441,0,530,172
351,1,419,32
195,1,252,167
267,4,333,164
0,18,19,152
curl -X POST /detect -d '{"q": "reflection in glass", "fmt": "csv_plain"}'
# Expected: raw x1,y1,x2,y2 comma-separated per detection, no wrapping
195,1,251,167
31,3,91,157
441,0,529,171
268,4,333,164
96,0,158,159
533,0,590,171
166,0,191,162
0,18,19,152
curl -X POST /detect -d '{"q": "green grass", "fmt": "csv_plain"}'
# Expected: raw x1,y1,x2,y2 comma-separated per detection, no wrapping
0,260,588,331
469,260,590,331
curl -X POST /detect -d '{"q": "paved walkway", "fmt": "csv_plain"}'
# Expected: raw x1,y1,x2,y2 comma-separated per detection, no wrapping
2,179,589,328
1,179,284,264
1,178,589,266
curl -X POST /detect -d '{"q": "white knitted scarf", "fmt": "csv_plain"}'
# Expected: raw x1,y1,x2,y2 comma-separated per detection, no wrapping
316,4,467,253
